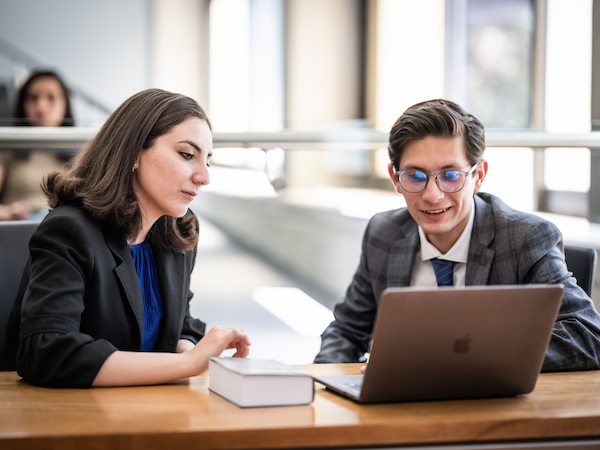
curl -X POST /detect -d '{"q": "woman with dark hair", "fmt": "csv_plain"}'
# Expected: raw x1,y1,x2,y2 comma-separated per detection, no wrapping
14,70,74,127
0,70,74,220
1,88,251,388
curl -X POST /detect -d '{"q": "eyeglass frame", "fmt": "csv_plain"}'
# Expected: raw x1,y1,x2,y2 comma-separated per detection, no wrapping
392,163,480,194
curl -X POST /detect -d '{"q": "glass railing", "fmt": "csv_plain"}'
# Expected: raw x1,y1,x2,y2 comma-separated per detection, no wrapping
3,126,600,148
1,127,599,304
1,127,598,212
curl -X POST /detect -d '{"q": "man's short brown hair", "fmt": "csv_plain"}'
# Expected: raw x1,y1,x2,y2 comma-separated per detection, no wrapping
388,99,485,170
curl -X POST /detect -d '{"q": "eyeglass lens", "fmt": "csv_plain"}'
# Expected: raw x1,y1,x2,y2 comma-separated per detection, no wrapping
401,170,465,193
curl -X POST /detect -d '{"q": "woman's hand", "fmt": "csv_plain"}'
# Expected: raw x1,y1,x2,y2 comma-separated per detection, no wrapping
200,325,251,358
93,326,251,387
0,202,30,221
184,326,251,375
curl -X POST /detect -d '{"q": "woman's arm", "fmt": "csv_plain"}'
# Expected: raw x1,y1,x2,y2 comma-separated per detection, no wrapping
0,202,30,220
92,326,250,387
0,165,30,220
176,338,195,353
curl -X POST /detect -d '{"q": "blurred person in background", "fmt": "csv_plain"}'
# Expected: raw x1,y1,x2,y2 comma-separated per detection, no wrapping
0,70,74,221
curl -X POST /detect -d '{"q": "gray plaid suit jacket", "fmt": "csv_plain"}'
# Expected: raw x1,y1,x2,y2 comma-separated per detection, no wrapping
315,192,600,372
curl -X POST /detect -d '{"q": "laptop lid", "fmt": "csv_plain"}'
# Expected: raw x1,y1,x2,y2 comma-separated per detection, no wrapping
316,284,563,404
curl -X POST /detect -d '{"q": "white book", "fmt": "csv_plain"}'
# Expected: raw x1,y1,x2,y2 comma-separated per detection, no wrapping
208,357,315,407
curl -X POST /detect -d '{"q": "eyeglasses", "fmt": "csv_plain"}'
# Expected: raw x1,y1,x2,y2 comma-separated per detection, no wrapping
392,163,479,193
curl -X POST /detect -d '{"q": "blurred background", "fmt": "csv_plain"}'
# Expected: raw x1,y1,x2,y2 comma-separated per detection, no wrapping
1,0,599,363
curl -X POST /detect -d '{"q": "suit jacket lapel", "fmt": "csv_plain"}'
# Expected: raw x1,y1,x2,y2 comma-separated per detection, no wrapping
104,227,144,342
466,195,496,285
387,217,420,287
152,245,186,350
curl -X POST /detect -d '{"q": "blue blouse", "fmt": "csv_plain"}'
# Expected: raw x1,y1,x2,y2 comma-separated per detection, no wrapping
129,241,163,351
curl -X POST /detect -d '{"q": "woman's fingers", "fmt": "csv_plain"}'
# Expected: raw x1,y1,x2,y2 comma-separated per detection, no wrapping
209,326,251,356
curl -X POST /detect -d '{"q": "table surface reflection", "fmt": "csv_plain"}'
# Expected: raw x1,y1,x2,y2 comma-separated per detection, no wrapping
2,364,600,450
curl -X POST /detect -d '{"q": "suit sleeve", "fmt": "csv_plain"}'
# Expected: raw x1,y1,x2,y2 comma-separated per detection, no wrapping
315,219,379,363
518,221,600,372
16,213,117,388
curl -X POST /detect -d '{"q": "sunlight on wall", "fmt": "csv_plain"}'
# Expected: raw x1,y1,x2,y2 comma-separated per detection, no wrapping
287,0,362,129
209,0,250,131
481,147,534,212
544,0,592,193
249,0,285,131
545,0,592,133
151,0,207,104
544,148,591,192
373,0,446,131
374,147,391,179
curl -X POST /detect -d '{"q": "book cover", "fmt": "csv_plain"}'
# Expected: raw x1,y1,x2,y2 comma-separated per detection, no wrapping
208,357,315,407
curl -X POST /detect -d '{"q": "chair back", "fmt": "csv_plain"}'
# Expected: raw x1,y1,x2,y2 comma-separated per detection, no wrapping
0,221,39,356
564,244,598,297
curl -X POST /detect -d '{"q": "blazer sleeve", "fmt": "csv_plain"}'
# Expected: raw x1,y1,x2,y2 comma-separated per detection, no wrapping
315,219,378,363
16,212,117,388
517,221,600,372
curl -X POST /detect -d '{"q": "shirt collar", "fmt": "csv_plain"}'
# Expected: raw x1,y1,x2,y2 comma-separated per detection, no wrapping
418,197,475,263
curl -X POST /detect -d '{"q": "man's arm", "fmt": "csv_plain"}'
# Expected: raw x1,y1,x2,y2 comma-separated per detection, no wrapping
519,221,600,372
315,222,379,363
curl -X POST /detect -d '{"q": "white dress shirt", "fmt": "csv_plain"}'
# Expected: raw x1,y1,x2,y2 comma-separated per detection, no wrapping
409,198,476,287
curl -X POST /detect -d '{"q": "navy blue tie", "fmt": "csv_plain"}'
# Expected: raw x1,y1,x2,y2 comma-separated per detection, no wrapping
430,258,456,287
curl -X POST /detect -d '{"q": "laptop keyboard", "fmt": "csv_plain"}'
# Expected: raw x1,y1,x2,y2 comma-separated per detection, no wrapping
341,381,363,396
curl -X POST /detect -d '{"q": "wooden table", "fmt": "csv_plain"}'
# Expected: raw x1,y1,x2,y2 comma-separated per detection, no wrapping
1,364,600,450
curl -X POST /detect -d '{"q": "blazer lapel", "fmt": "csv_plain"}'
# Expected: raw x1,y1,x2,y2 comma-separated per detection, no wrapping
387,218,420,287
104,227,144,341
466,195,495,285
152,245,186,350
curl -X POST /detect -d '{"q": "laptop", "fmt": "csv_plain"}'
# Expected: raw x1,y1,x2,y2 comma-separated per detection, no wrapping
314,285,564,404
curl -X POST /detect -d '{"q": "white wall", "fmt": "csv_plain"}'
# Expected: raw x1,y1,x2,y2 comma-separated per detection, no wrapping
152,0,209,107
0,0,151,110
286,0,362,129
369,0,446,131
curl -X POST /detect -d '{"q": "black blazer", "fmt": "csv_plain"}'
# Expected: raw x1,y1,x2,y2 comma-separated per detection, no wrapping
1,204,205,387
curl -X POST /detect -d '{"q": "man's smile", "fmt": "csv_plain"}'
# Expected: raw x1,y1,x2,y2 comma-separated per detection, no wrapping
423,207,451,214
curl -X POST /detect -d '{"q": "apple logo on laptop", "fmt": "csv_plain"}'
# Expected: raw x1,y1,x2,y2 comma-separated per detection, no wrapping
453,334,471,354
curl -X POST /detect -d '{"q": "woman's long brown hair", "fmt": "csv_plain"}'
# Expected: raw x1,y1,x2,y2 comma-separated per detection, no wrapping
43,88,212,251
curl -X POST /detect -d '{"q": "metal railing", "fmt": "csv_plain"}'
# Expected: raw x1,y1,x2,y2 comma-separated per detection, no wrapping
0,126,598,220
2,127,600,149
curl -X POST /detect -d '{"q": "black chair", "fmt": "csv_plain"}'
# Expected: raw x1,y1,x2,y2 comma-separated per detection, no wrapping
0,221,40,358
564,244,598,297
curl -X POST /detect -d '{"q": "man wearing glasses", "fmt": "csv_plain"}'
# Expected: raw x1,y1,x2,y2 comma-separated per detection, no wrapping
315,99,600,372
